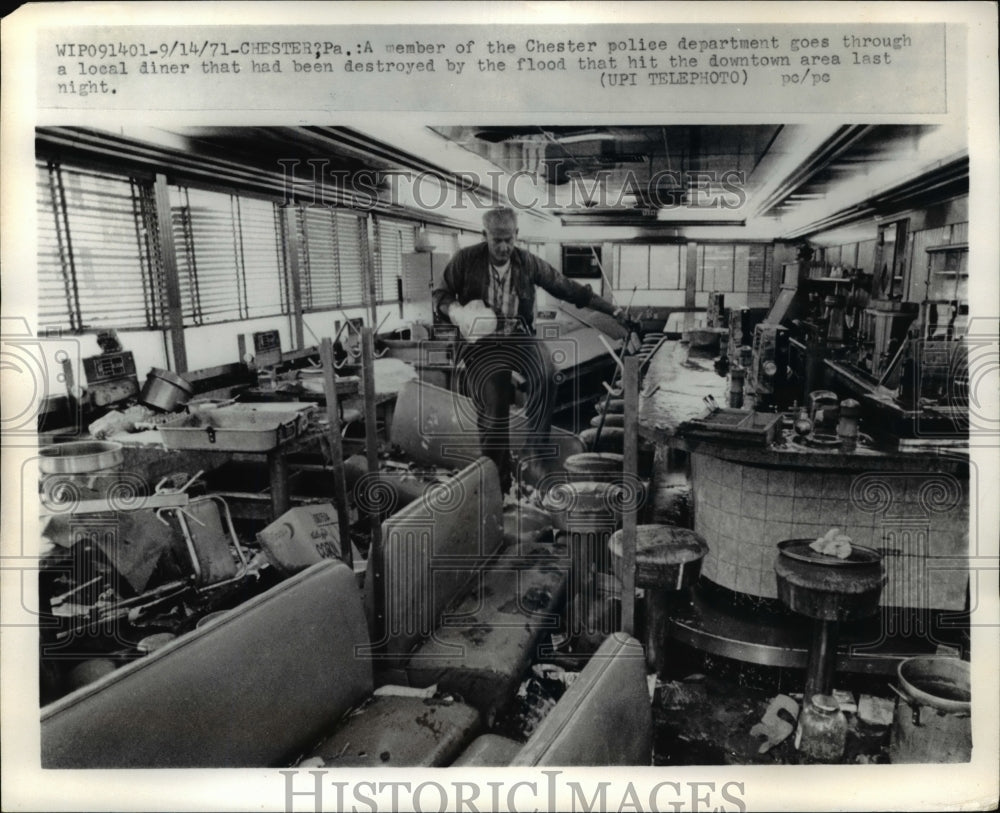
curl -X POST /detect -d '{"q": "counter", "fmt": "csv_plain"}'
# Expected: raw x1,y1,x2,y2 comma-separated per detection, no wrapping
634,340,969,613
672,438,969,611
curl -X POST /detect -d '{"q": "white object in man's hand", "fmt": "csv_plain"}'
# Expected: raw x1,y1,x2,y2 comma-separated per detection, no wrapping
449,299,497,342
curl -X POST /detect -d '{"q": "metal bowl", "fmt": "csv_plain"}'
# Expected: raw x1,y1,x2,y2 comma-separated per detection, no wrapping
39,441,124,475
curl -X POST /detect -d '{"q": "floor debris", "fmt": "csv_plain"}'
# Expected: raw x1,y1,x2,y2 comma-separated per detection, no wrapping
858,694,895,727
749,694,799,753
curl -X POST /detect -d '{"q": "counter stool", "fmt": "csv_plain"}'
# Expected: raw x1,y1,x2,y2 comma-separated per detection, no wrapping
608,525,708,675
773,538,885,699
541,481,621,644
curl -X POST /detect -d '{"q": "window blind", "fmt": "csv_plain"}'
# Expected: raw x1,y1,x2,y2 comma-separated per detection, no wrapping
239,196,288,318
374,217,415,304
170,186,287,325
36,160,163,331
296,206,367,310
335,211,367,307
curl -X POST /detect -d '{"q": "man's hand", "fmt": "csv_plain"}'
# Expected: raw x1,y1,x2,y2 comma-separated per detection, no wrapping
612,307,641,336
448,300,496,342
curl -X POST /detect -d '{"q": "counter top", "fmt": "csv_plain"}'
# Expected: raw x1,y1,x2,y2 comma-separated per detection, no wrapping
637,341,729,442
669,434,968,472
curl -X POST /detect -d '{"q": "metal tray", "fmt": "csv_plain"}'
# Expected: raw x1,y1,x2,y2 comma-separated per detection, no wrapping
159,404,314,452
680,408,782,447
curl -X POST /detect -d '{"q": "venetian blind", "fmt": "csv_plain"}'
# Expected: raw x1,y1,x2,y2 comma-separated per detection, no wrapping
36,160,163,331
296,206,368,310
170,186,287,325
374,217,415,304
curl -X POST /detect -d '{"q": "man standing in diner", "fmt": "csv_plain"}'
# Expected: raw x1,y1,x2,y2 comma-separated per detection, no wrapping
433,206,630,494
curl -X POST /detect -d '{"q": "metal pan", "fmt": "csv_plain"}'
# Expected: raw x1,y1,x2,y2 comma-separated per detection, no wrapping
39,441,124,475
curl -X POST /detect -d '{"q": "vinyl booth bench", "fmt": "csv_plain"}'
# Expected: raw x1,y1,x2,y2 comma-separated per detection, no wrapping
41,460,652,768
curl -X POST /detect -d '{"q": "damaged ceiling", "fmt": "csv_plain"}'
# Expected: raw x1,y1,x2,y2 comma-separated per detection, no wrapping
36,122,968,241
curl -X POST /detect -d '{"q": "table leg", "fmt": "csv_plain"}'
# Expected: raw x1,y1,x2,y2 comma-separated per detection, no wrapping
268,448,291,520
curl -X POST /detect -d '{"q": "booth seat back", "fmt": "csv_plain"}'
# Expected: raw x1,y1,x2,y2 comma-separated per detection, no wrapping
514,633,652,766
366,456,504,668
390,378,482,468
41,560,371,768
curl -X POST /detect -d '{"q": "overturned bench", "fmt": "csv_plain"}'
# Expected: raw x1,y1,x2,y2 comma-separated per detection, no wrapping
41,558,650,768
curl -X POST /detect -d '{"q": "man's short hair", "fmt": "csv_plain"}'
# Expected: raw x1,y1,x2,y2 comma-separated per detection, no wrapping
483,207,518,232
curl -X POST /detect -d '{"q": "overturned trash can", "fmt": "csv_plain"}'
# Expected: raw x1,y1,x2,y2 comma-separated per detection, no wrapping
608,525,708,675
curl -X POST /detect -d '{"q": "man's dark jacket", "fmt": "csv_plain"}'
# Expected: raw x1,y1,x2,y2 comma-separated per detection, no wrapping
432,243,607,333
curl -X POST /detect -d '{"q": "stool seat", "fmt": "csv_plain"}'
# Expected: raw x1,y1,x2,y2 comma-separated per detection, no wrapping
563,452,623,483
609,525,708,590
774,539,885,622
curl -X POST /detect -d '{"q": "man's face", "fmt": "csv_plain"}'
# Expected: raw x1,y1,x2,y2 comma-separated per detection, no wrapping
484,222,517,265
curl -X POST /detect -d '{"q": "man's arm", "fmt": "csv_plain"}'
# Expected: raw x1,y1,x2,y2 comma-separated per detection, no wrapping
529,253,622,319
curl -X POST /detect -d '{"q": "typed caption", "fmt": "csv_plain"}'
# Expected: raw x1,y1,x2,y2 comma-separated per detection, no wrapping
38,23,947,113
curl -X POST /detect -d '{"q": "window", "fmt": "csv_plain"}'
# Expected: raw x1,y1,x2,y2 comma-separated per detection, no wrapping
374,217,415,304
649,245,683,290
297,206,367,309
170,186,288,325
699,244,735,292
36,161,164,331
733,245,751,292
425,227,459,255
617,245,649,289
562,245,602,279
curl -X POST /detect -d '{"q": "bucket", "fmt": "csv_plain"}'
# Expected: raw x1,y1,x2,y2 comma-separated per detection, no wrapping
564,452,623,483
890,657,971,763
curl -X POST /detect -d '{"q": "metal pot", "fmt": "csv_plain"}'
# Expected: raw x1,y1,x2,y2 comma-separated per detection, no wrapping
891,656,971,763
140,368,194,412
898,656,971,713
39,440,124,475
